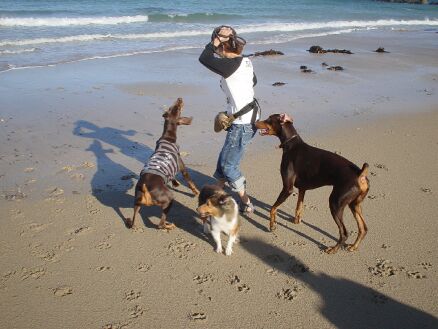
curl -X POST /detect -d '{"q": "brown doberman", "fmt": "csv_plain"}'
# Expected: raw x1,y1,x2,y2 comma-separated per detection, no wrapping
255,113,369,253
126,98,199,230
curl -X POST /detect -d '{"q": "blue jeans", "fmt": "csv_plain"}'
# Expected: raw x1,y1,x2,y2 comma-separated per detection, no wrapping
214,123,257,192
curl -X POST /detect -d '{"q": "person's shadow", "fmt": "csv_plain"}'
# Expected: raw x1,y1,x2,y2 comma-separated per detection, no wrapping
241,238,438,329
74,120,216,241
73,120,152,164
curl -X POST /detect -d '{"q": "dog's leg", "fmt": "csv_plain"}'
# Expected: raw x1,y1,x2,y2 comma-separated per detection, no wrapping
347,200,368,252
178,157,199,196
127,204,141,229
270,179,294,231
294,189,306,224
225,233,238,256
201,216,211,234
158,200,176,230
211,228,222,254
326,191,349,254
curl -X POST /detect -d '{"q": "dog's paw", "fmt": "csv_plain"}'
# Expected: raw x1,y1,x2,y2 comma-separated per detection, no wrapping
125,219,134,229
292,217,301,224
324,245,340,254
215,247,223,254
269,224,277,232
346,244,358,252
225,248,233,256
158,222,176,230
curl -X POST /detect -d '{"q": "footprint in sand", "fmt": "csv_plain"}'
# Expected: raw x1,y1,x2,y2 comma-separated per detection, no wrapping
374,163,388,171
167,237,197,259
20,222,50,237
21,266,46,280
281,240,306,247
125,290,141,301
420,187,432,194
70,226,92,236
407,271,426,279
86,196,101,215
276,283,302,301
70,173,85,180
193,274,214,285
419,262,432,270
102,321,131,329
289,261,310,274
266,268,278,276
367,192,386,200
53,286,73,297
135,263,151,273
128,305,144,318
95,242,112,250
30,245,60,263
97,266,111,272
229,275,250,293
368,259,402,277
132,227,145,233
190,312,207,321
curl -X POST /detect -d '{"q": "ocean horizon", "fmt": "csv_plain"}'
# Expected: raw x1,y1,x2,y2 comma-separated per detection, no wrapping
1,0,438,72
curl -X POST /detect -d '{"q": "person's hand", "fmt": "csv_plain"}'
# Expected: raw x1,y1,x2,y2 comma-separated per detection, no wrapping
213,26,233,47
218,26,233,38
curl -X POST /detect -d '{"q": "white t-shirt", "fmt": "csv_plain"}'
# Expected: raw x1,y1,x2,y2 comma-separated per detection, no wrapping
220,57,258,124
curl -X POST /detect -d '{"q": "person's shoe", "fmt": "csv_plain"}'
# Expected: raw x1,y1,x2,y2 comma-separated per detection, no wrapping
239,201,254,214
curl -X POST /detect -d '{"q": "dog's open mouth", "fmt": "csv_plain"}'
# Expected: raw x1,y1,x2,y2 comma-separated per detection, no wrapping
258,128,270,136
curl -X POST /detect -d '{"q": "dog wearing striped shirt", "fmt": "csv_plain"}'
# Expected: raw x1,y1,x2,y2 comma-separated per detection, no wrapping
126,98,199,230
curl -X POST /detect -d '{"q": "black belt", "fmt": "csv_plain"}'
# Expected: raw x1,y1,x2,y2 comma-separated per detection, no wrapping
228,98,260,124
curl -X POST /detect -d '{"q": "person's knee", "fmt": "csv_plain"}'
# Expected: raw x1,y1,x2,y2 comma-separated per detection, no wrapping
229,176,246,192
221,163,239,180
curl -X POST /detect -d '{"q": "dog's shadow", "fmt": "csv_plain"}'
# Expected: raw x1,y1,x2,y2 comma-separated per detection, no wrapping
243,194,338,250
74,120,215,241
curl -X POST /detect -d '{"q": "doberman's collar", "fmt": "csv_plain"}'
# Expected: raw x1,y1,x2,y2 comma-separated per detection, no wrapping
279,134,298,148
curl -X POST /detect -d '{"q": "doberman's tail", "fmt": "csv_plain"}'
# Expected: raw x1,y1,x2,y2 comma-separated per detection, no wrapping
358,163,369,192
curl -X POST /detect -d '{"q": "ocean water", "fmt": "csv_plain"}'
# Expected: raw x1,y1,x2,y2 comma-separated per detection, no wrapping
1,0,437,72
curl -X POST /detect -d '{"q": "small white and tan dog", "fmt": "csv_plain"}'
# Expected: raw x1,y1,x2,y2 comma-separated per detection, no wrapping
197,185,240,256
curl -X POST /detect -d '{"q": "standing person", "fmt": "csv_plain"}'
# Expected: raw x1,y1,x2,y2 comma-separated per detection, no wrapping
199,25,259,214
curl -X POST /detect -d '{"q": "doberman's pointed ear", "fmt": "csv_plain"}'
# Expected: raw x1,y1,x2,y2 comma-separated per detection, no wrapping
279,113,293,125
177,116,193,125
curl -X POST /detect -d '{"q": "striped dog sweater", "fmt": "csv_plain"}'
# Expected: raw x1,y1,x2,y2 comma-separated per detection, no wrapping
141,139,180,184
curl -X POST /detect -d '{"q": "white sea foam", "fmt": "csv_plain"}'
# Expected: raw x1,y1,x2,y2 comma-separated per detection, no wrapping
0,45,199,74
1,19,436,47
238,19,438,34
0,31,211,47
251,29,358,45
0,15,149,27
0,48,38,55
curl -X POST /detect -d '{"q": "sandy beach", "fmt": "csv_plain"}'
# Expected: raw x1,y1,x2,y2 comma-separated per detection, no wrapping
1,30,437,329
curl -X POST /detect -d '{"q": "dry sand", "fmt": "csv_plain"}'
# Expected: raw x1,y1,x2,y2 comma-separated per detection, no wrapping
0,30,437,328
